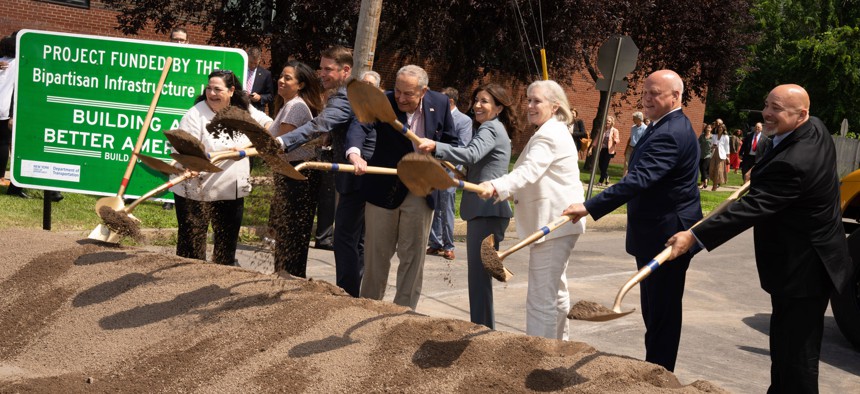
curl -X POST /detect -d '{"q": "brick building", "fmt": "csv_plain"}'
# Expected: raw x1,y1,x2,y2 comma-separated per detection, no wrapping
3,0,707,161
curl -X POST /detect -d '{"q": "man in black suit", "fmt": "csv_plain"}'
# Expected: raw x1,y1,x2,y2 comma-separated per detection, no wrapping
245,47,273,113
740,122,764,176
667,84,855,392
564,69,702,372
358,64,459,310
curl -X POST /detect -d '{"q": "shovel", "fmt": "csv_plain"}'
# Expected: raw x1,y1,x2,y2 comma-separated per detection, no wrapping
94,57,173,216
137,154,183,176
204,106,307,181
163,128,208,160
346,80,466,180
89,149,260,242
479,214,579,282
294,161,397,176
569,181,752,322
395,153,487,197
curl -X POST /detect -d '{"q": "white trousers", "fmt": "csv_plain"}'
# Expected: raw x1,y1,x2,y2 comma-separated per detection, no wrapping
526,234,579,340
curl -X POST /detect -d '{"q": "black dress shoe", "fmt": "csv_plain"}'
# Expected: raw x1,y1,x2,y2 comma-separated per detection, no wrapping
314,243,334,251
6,189,30,199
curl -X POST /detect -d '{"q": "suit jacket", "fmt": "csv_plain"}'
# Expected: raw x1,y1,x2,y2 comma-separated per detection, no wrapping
694,117,854,296
361,90,458,209
585,109,702,258
740,130,764,173
277,87,376,194
491,118,585,243
451,107,474,146
434,118,513,221
571,119,588,150
248,66,274,112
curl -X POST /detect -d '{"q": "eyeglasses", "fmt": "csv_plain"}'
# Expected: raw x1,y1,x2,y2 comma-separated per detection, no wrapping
211,69,234,77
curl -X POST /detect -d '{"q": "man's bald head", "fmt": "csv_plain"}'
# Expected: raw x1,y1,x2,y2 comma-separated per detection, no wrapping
641,70,684,121
762,84,810,136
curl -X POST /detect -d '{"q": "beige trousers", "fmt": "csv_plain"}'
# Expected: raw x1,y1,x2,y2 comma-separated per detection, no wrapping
526,234,579,340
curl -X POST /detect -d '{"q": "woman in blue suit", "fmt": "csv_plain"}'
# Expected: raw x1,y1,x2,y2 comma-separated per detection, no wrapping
417,84,518,329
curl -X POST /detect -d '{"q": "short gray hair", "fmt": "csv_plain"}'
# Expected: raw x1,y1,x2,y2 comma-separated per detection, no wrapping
360,70,381,87
527,80,573,125
632,111,643,120
396,65,429,89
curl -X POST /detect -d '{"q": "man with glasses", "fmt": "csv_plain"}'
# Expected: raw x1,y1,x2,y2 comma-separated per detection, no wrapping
273,45,375,298
169,27,188,44
358,65,459,310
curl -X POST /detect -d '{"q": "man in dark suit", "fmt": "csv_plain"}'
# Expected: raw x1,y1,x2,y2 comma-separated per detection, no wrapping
358,65,459,310
564,70,702,372
274,46,375,298
740,122,764,176
245,47,274,113
666,84,855,392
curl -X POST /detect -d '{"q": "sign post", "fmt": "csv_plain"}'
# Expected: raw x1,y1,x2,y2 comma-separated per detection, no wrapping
11,30,246,202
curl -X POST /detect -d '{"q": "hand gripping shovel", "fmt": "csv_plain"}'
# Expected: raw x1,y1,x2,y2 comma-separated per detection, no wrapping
90,58,173,240
569,181,752,322
395,153,488,197
346,80,467,180
91,148,261,243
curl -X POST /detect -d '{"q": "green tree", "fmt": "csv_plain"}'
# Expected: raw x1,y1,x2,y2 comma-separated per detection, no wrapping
708,0,860,132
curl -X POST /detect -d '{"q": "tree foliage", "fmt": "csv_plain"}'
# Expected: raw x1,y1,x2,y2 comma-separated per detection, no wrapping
103,0,756,119
708,0,860,132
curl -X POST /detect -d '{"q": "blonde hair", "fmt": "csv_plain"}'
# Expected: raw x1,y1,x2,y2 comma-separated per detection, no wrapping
527,80,573,124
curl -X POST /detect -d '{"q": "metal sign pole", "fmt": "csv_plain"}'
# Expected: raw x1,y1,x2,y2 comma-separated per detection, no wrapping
586,36,623,199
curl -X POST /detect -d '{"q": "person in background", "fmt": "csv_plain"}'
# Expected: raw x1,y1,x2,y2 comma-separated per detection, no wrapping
697,124,713,189
708,120,729,191
666,84,855,392
245,47,274,113
419,84,515,329
597,115,620,186
741,122,764,178
623,111,647,177
359,70,382,90
266,60,326,276
426,86,473,261
478,80,585,340
168,27,188,44
570,108,588,160
170,69,273,266
563,70,702,371
358,65,458,310
729,128,742,174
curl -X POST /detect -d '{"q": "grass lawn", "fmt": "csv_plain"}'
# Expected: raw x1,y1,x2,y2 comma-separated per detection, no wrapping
0,159,746,236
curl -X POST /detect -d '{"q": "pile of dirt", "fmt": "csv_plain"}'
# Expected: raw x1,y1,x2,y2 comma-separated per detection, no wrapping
0,229,726,393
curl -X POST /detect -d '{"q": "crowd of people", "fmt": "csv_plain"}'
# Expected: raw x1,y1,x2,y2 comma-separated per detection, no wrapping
2,25,852,392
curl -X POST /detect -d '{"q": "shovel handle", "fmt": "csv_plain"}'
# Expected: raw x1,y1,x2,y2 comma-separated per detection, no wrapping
116,57,173,197
609,180,752,312
498,215,575,261
294,162,397,175
389,119,468,180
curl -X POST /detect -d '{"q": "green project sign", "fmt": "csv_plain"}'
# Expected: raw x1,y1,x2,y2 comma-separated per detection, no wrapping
11,30,247,200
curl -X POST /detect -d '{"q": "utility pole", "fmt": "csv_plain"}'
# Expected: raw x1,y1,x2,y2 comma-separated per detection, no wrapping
353,0,383,78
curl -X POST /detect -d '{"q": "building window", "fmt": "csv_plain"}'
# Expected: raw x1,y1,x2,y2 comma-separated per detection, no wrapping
36,0,90,9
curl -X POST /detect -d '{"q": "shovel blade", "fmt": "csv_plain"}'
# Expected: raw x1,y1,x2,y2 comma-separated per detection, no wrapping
480,234,513,282
347,79,397,125
88,224,113,241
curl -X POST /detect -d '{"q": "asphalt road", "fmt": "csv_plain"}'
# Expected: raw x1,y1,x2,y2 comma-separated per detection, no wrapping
220,224,860,393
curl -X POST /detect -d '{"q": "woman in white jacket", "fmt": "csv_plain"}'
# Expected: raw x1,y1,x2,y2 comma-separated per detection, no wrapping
708,121,730,191
478,80,586,340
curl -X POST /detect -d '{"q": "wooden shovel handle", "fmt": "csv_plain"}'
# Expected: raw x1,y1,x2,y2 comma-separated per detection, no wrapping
295,161,397,175
117,57,173,197
609,180,752,311
388,118,468,180
498,215,574,261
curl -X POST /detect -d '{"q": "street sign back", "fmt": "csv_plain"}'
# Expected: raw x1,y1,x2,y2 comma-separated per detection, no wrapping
11,30,246,200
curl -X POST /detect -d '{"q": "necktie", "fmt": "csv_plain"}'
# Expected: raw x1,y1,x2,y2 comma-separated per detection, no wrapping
752,133,759,152
245,71,253,91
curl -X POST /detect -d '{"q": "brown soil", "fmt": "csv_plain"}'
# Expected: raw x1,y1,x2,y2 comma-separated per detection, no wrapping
98,206,142,241
0,229,727,393
567,300,618,320
164,129,207,158
481,235,511,282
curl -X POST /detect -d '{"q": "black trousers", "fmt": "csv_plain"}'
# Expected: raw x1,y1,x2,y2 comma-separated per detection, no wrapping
767,290,831,394
635,252,691,372
466,217,509,329
333,190,365,297
313,150,336,247
270,168,322,277
598,148,613,183
174,195,244,265
699,158,710,183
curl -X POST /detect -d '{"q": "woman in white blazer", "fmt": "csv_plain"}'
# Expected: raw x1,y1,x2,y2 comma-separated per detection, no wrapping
478,80,586,340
